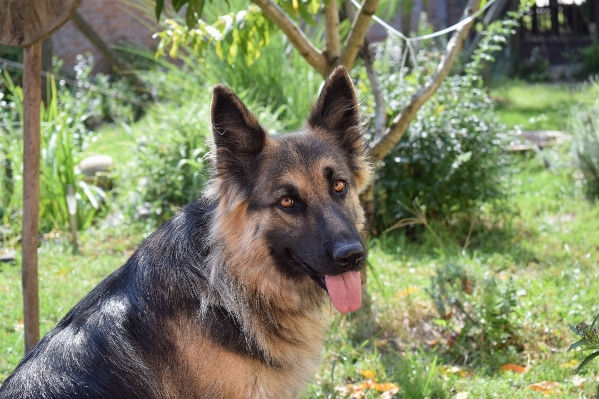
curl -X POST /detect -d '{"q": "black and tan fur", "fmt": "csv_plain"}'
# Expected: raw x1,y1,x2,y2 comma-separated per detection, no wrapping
0,66,371,399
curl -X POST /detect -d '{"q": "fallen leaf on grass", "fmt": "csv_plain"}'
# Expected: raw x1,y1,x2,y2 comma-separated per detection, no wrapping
374,339,389,347
455,393,469,399
359,369,377,379
14,319,24,332
335,379,399,398
569,375,586,387
526,381,560,394
501,364,527,374
373,382,399,392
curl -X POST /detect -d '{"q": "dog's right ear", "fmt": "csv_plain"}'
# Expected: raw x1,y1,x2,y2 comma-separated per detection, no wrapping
211,85,266,181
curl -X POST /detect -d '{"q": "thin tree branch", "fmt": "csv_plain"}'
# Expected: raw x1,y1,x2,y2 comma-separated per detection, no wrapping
324,0,341,66
340,0,380,71
251,0,328,76
368,0,482,162
360,41,385,141
344,0,384,139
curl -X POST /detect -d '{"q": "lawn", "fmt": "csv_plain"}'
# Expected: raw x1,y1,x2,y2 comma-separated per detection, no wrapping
489,79,586,131
1,81,598,398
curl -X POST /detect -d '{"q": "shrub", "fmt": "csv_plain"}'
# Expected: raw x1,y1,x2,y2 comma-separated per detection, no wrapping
511,46,550,82
118,102,212,225
358,39,509,232
570,79,599,200
426,260,523,366
117,65,291,225
575,42,599,80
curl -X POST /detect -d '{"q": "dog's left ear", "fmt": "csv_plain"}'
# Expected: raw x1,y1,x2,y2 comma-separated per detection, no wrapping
211,85,267,182
308,66,370,190
308,66,360,138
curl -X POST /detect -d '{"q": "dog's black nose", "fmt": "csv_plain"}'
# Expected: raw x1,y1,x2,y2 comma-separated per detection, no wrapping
333,241,365,268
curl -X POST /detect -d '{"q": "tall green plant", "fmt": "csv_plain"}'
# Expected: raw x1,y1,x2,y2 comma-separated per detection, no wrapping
129,0,324,131
0,72,106,236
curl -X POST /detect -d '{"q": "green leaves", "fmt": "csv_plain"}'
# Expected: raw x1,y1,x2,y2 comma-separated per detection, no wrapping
155,0,165,21
184,0,206,28
154,0,218,28
156,5,275,67
153,0,323,67
154,0,321,27
568,318,599,373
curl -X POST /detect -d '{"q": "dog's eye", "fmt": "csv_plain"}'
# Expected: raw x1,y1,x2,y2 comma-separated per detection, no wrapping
333,180,347,193
279,197,294,208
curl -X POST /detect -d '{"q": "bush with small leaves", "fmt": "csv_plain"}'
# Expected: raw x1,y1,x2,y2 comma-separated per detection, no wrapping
358,39,510,232
426,261,523,366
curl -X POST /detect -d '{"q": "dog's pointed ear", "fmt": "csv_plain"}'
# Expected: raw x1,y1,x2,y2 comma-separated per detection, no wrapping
211,85,266,181
308,66,360,139
308,66,371,191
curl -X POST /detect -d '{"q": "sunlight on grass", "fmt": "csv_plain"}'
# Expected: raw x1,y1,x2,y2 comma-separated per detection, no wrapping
490,80,586,131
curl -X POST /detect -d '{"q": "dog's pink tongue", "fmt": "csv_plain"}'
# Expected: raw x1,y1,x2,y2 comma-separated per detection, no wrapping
324,271,362,314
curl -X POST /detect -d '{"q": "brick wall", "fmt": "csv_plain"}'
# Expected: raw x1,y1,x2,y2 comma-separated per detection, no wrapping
52,0,158,74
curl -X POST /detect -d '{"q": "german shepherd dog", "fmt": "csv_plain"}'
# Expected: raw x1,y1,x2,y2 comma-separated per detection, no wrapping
0,66,371,398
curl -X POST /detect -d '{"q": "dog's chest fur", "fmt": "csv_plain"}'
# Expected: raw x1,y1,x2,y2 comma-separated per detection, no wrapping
169,309,328,399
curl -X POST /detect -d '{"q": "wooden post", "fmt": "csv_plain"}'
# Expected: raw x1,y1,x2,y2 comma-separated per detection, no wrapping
22,42,42,352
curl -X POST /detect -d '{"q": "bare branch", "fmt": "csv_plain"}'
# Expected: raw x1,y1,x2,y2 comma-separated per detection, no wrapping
340,0,380,71
343,0,384,138
368,0,482,162
251,0,328,76
360,41,385,141
324,0,341,65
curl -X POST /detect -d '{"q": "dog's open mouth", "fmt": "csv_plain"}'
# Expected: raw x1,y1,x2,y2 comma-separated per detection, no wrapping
288,250,362,314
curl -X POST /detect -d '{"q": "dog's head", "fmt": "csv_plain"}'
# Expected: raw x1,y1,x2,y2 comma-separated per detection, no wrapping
209,66,371,314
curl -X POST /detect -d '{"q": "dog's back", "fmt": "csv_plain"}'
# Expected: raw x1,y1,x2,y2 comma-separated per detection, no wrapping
1,201,213,398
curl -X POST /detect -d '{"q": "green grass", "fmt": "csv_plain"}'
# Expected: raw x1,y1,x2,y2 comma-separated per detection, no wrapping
490,80,586,131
